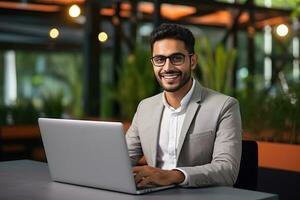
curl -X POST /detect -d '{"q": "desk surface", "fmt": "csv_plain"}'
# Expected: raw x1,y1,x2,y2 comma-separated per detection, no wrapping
0,160,277,200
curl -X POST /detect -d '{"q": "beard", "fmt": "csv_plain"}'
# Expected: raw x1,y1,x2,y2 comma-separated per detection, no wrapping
155,69,192,92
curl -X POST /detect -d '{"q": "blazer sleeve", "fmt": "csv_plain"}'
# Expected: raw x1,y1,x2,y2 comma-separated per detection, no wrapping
125,102,143,166
178,97,242,187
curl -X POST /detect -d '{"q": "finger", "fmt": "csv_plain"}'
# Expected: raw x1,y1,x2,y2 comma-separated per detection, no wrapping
133,166,150,177
132,166,142,173
137,176,152,188
134,170,150,184
133,167,144,183
134,173,144,183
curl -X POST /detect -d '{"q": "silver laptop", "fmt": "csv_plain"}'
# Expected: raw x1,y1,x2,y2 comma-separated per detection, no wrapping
38,118,174,194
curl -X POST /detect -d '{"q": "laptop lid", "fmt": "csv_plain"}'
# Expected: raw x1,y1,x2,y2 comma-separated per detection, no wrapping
39,118,139,194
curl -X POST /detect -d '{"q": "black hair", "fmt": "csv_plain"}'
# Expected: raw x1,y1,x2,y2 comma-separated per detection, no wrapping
150,23,195,53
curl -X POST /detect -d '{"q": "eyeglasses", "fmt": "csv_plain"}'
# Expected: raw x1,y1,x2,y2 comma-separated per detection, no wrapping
150,53,193,67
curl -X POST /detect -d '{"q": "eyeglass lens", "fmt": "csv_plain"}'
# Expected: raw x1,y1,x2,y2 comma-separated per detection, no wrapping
151,53,185,66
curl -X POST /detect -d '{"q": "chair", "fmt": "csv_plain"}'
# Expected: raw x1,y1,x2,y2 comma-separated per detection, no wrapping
234,140,258,190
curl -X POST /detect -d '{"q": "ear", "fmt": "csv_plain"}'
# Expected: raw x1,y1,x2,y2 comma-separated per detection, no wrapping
190,53,198,70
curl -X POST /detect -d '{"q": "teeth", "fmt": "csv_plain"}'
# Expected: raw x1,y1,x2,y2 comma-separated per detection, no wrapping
163,74,179,79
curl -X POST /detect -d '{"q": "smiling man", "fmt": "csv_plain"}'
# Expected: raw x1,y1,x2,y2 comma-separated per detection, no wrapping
126,23,242,188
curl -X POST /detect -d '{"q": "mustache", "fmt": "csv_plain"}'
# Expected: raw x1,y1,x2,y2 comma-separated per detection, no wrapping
160,70,181,76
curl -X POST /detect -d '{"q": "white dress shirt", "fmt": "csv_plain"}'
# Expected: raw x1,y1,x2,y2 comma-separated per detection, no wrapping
156,79,195,185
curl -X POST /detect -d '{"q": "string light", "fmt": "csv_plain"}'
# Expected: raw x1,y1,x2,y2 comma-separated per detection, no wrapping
98,32,108,42
49,28,59,39
276,24,289,37
69,4,81,18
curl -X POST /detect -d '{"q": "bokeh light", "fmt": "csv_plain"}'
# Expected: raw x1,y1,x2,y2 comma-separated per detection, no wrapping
69,4,81,18
276,24,289,37
98,32,108,43
49,28,59,39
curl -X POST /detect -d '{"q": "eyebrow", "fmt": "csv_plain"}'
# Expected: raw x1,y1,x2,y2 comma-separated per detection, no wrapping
152,52,185,57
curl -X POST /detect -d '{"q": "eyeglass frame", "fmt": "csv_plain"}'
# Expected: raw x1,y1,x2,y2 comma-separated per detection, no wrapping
150,52,194,67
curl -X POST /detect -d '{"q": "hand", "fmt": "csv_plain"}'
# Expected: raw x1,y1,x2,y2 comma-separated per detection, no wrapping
133,165,185,187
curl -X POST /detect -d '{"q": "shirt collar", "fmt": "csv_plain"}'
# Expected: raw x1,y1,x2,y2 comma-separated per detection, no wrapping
162,79,196,112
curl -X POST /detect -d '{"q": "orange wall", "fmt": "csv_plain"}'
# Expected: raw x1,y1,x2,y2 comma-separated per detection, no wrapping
257,141,300,172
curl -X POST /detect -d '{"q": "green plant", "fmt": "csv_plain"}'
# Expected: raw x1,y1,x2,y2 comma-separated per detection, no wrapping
0,99,41,125
237,90,269,134
195,37,237,95
42,91,64,118
115,47,156,120
291,0,300,19
265,90,300,144
10,99,40,125
238,84,300,144
46,53,83,118
0,105,8,125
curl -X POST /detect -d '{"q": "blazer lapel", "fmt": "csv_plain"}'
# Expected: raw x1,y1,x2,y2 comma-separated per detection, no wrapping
176,82,204,159
149,94,164,167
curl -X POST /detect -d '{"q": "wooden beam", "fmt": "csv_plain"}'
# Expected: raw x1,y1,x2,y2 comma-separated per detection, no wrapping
247,0,255,90
83,0,101,117
111,1,122,117
154,0,162,27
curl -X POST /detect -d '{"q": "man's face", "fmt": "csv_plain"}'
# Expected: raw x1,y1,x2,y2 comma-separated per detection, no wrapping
151,39,197,92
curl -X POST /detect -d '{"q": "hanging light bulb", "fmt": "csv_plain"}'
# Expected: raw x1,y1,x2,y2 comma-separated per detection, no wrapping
276,24,289,37
49,28,59,39
98,32,108,43
69,4,81,18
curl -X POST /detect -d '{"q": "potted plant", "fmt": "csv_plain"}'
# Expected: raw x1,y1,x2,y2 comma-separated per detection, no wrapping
195,36,237,95
0,104,8,125
0,99,42,161
240,85,300,144
114,47,156,121
41,91,65,118
238,85,300,172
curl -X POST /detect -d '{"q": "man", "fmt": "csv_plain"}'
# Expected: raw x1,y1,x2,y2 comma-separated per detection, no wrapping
126,23,242,188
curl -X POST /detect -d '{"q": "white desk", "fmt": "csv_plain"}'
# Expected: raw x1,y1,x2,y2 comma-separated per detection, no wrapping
0,160,278,200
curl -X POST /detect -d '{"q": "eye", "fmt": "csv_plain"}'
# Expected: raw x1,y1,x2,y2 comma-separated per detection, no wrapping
153,56,165,64
171,54,184,63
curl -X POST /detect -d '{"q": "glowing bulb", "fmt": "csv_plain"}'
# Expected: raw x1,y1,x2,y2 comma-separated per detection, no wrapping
276,24,289,37
49,28,59,39
98,32,108,42
69,4,81,18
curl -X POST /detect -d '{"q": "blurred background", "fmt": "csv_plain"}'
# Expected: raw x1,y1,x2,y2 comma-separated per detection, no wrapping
0,0,299,199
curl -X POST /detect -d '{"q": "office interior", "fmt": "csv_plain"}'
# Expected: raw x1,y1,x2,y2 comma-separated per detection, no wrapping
0,0,299,199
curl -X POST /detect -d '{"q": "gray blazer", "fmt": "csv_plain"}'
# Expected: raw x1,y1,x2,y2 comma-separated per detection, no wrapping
126,81,242,187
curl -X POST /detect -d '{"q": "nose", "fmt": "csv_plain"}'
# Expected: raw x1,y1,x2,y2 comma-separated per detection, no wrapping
162,57,175,71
